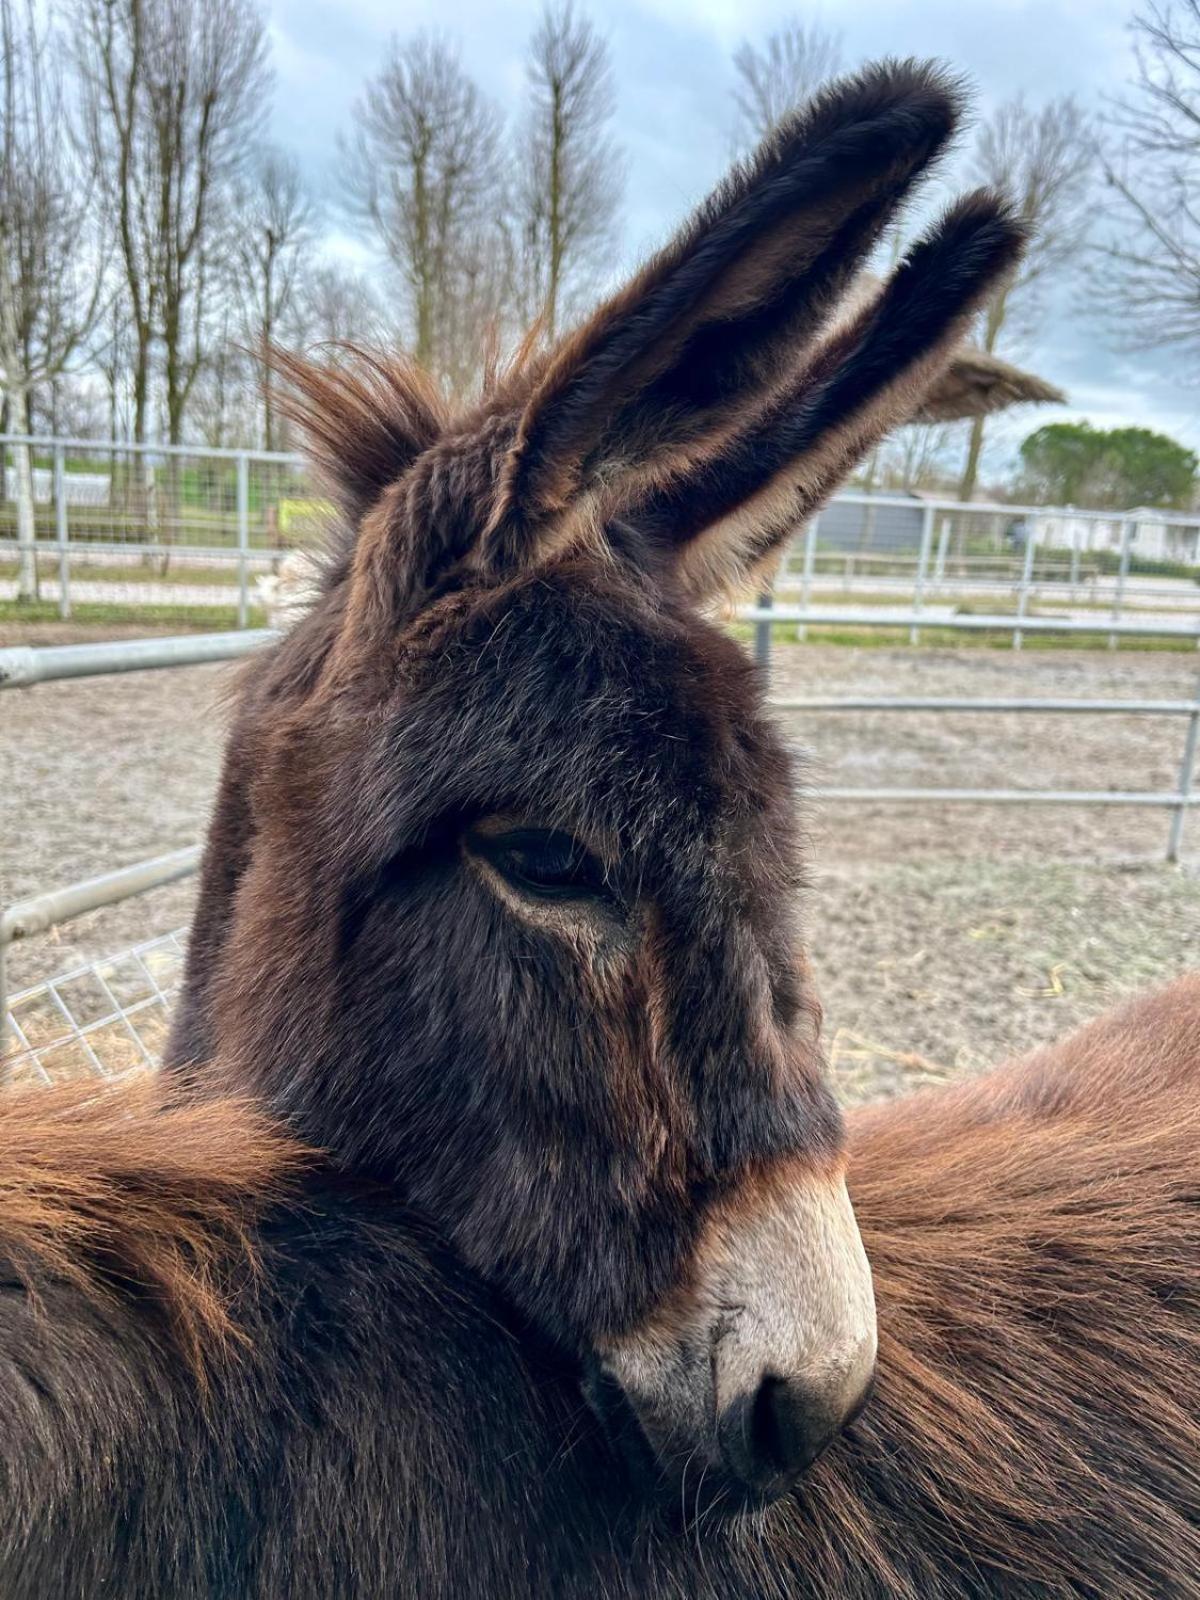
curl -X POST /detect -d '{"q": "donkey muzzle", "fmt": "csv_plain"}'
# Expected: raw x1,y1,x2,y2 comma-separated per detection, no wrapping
587,1169,877,1507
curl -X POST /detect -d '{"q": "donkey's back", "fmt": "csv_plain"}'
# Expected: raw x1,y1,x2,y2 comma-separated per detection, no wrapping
3,979,1200,1598
0,1082,585,1600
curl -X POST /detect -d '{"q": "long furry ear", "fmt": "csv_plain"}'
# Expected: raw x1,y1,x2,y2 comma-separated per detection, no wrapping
477,59,963,577
269,345,449,526
621,191,1029,603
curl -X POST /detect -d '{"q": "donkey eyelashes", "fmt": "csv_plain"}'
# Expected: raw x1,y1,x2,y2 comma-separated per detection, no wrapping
465,825,623,911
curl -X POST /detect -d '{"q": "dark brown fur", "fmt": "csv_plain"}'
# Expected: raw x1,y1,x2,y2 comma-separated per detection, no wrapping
0,1078,306,1373
7,57,1194,1599
2,985,1199,1595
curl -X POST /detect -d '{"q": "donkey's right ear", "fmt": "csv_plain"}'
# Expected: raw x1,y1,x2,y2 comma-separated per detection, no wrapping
479,59,963,579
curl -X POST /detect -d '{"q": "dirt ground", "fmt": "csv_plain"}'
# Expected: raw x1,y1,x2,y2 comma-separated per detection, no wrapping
2,621,1197,1097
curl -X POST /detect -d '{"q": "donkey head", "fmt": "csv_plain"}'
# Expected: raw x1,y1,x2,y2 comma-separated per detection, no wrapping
170,61,1024,1508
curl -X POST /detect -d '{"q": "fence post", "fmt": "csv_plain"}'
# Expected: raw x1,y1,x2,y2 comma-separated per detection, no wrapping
236,452,249,629
910,504,935,646
797,515,818,642
53,444,70,620
1167,672,1200,863
753,584,774,676
1013,522,1037,650
1109,518,1133,651
1069,525,1081,599
0,930,8,1074
933,513,951,585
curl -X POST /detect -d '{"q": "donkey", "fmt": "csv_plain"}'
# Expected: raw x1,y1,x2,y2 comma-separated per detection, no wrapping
166,55,1025,1498
4,56,1199,1598
4,983,1200,1597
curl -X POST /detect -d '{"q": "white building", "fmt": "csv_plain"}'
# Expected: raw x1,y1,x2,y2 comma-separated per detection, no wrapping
3,467,111,507
1031,507,1200,566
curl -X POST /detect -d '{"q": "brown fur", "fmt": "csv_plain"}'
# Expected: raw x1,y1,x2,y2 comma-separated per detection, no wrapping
0,1078,308,1377
163,54,1031,1512
3,985,1199,1596
797,974,1200,1596
19,55,1191,1596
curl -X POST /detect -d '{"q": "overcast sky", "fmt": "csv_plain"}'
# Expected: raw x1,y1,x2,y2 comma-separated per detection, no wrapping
266,0,1197,475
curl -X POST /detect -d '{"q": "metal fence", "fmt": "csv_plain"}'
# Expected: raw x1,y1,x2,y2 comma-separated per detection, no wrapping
775,493,1200,651
3,617,1199,1075
4,930,187,1084
4,436,1199,637
0,631,266,1074
1,435,319,626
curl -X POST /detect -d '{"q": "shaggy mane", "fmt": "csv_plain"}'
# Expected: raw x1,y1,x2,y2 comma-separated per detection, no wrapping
269,343,450,525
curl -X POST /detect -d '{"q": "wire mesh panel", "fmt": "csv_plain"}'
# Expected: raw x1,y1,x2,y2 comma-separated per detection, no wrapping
0,438,328,622
2,930,186,1085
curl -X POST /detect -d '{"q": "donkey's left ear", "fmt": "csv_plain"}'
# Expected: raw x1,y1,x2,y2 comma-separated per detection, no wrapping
622,190,1027,603
476,60,962,579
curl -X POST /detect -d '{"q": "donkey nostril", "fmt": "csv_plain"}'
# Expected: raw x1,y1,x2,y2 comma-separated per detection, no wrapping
720,1374,850,1494
755,1374,839,1478
749,1375,792,1476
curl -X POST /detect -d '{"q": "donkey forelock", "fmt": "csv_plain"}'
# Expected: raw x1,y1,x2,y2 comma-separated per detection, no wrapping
169,58,1026,1502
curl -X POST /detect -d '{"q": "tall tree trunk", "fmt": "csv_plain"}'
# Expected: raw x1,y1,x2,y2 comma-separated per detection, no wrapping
0,263,38,601
130,322,157,553
956,289,1008,503
546,82,564,341
958,415,986,504
8,381,38,603
262,247,275,451
412,140,434,371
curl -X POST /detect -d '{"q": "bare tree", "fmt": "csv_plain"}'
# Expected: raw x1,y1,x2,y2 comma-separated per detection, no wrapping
341,33,506,389
512,2,622,340
295,261,390,348
732,19,843,145
880,422,956,493
74,0,269,446
187,303,256,447
153,0,268,445
1094,1,1200,354
0,0,105,599
235,150,314,449
957,95,1093,500
73,0,156,448
91,295,137,443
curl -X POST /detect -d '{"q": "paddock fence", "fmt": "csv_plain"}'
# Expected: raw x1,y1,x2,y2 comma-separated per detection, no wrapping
1,631,265,1081
3,617,1199,1078
4,436,1200,640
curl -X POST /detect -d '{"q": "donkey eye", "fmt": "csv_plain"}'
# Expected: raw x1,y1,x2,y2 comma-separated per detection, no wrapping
469,827,616,904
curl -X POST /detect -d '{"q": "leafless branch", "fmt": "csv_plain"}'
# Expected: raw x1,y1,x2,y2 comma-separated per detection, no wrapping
511,2,623,339
72,0,269,443
340,32,507,392
958,94,1093,497
731,19,844,146
1094,0,1200,354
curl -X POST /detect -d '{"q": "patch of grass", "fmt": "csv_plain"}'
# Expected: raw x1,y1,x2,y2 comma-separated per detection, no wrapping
0,598,268,631
0,558,245,587
727,620,1198,653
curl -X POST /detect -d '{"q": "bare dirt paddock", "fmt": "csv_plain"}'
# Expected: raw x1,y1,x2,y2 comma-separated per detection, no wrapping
2,622,1197,1099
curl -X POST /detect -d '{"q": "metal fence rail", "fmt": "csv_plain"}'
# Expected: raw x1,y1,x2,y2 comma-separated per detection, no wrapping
0,629,274,689
767,683,1200,863
5,434,1199,635
740,602,1200,644
0,850,201,1071
2,434,315,627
